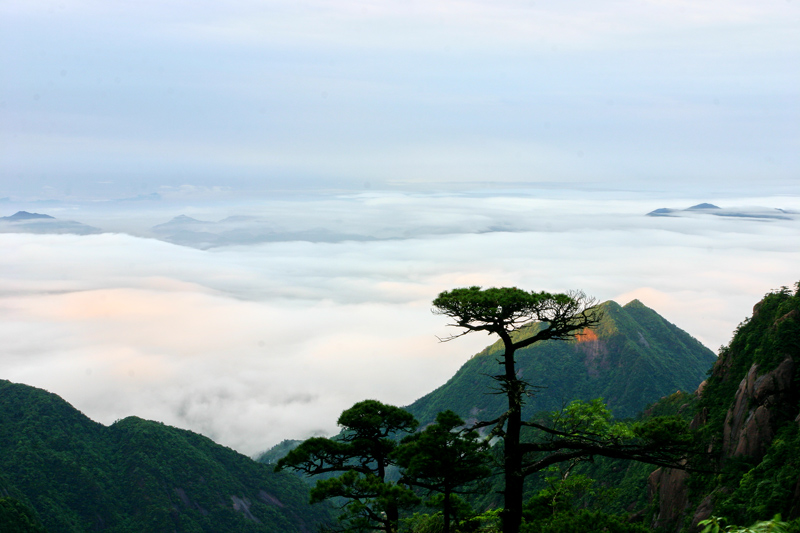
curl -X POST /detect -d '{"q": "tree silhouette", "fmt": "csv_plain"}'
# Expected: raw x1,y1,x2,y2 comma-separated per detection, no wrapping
275,400,419,533
394,410,491,533
432,286,602,533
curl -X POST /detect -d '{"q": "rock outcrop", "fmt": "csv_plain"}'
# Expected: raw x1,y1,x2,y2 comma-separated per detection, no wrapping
647,288,800,532
722,357,795,459
647,467,689,530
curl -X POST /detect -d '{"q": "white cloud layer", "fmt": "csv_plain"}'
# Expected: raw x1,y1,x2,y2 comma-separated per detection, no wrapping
1,192,798,455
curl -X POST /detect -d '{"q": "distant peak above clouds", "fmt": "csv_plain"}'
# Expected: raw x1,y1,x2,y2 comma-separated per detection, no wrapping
154,215,206,227
0,211,101,235
647,203,797,221
686,203,720,211
1,211,55,221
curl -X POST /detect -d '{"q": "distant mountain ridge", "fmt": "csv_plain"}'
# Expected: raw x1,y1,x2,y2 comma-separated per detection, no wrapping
0,211,54,221
405,299,716,427
647,203,798,220
0,380,333,532
0,211,101,235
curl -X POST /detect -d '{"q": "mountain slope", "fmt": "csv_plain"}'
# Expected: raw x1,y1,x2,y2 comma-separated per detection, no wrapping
648,284,800,531
0,380,333,533
406,299,716,426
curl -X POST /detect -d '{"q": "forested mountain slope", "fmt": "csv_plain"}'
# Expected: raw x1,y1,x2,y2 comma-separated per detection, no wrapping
0,380,333,533
648,284,800,531
406,299,716,426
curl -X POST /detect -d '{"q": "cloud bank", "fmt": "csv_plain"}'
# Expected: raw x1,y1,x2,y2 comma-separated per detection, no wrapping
1,192,798,455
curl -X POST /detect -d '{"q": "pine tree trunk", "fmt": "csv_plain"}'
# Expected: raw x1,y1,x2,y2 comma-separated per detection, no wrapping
501,340,524,533
386,501,399,533
443,488,451,533
502,406,523,533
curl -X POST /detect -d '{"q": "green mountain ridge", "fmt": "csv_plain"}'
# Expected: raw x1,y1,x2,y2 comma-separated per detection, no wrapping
406,299,716,426
0,379,334,533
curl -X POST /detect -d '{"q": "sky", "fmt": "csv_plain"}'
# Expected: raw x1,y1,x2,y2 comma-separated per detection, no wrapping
1,0,799,455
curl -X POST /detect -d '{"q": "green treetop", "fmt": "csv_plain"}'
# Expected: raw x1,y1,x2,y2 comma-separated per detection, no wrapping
276,400,419,533
394,410,492,533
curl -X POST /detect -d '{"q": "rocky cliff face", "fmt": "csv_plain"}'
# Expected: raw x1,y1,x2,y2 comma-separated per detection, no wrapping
722,356,795,459
647,467,690,530
647,287,800,532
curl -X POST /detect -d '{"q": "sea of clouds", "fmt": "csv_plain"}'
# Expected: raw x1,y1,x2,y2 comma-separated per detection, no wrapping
1,189,798,456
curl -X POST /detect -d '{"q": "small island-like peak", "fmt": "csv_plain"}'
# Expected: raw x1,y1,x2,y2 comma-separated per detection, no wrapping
686,203,720,210
1,211,55,220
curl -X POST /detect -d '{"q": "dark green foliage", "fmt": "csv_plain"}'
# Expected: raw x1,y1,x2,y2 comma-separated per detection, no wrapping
625,283,800,532
409,299,715,426
255,439,302,465
431,287,587,337
713,424,800,526
0,379,333,533
402,512,446,533
642,390,699,419
698,285,800,443
310,469,420,532
632,415,692,447
563,391,699,516
523,468,600,519
438,394,701,532
575,458,655,515
394,410,492,532
276,400,419,533
395,411,491,493
521,509,652,533
523,471,652,533
108,416,331,532
0,379,119,532
518,399,695,485
698,514,793,533
683,285,800,526
0,497,48,532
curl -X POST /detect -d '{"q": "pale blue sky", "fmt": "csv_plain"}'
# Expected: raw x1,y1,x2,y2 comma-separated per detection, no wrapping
2,0,798,198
